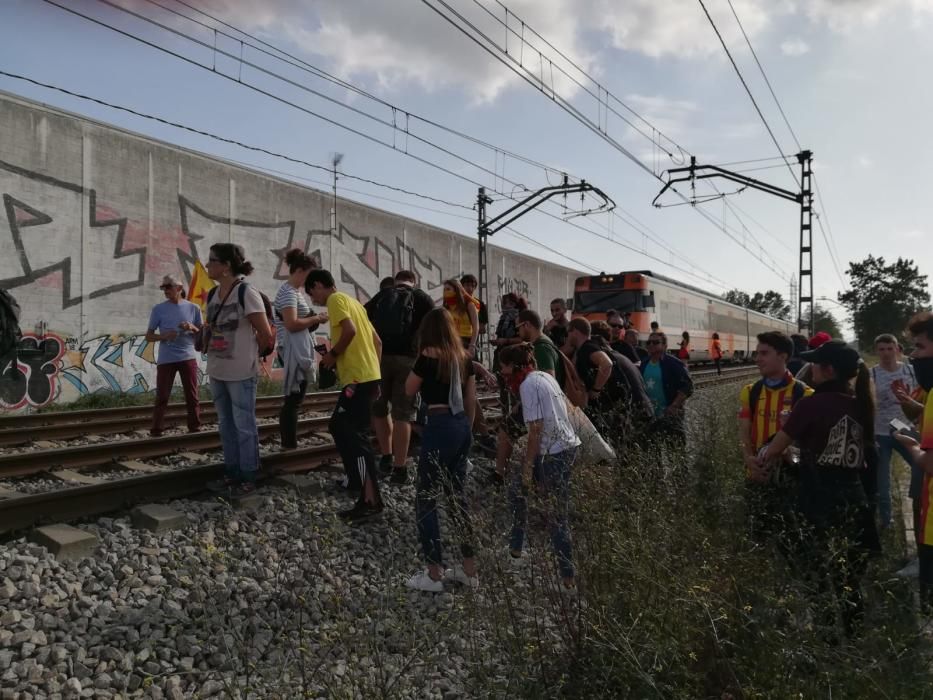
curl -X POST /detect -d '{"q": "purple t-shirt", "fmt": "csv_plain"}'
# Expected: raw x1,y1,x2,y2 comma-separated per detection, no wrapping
148,300,202,364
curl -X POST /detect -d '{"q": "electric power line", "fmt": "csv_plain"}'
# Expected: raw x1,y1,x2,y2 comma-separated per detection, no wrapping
36,0,738,288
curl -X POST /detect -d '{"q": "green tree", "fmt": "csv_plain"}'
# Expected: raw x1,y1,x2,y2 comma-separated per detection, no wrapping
838,256,930,348
723,289,750,307
800,306,842,338
748,291,791,320
722,289,790,320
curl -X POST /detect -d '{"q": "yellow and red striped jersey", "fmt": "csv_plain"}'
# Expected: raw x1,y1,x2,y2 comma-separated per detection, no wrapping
738,372,813,453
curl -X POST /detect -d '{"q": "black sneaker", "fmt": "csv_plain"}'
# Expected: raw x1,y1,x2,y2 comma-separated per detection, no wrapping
207,476,238,493
378,454,393,477
338,501,384,524
230,481,257,499
390,466,408,485
330,477,361,496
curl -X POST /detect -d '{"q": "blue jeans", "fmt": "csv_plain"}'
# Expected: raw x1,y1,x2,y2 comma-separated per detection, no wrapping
210,377,259,480
876,434,920,526
509,446,577,579
416,412,473,566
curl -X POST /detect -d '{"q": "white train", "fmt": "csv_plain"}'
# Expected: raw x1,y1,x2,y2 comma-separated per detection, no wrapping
572,270,797,362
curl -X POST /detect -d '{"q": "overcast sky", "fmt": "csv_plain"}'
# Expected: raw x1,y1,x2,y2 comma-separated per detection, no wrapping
1,0,931,332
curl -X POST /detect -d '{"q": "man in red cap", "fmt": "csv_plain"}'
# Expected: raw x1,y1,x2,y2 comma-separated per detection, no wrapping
808,331,832,349
796,331,834,383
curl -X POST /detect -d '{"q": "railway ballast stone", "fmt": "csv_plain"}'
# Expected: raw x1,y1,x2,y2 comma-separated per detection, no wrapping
130,505,187,533
27,524,96,561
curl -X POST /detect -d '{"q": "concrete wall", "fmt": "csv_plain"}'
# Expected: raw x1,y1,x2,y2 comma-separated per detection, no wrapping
0,92,581,411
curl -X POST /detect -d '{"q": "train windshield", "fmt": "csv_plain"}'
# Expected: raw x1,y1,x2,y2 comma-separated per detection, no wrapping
573,289,641,314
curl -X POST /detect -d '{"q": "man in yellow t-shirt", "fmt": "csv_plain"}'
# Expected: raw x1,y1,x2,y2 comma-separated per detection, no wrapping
895,311,933,612
738,331,812,540
307,268,383,524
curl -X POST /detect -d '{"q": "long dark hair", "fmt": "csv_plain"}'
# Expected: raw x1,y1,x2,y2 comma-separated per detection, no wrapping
853,363,875,446
210,243,254,276
418,308,468,382
443,278,469,313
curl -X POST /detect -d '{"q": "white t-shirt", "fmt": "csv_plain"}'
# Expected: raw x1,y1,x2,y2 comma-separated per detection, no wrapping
872,363,917,435
205,281,265,381
519,371,581,455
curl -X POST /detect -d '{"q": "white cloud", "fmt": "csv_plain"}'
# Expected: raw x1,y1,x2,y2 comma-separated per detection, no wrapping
780,37,811,55
899,229,927,240
182,0,933,105
856,155,873,167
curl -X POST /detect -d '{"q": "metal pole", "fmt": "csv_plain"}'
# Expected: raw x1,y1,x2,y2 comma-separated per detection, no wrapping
477,187,490,363
331,153,343,238
797,150,813,334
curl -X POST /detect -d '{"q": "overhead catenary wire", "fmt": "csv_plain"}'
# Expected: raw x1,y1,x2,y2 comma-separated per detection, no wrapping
35,0,738,288
0,70,474,212
723,0,848,290
423,0,793,284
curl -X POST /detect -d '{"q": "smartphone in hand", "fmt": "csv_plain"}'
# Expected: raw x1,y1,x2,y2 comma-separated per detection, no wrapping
889,418,921,442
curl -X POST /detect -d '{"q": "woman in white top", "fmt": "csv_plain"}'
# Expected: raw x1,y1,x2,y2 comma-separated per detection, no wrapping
498,342,581,593
273,249,328,449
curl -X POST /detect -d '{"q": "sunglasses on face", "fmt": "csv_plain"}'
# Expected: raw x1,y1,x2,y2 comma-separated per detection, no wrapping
207,257,221,264
159,285,173,290
609,323,624,329
647,339,663,346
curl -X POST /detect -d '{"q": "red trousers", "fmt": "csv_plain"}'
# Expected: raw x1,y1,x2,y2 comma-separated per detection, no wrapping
151,359,201,434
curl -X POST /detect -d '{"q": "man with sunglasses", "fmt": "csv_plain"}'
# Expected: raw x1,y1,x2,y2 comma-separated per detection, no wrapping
607,309,641,366
146,274,203,437
640,331,693,444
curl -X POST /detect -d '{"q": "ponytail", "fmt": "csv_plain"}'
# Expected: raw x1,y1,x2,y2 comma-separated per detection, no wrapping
854,362,875,448
285,248,315,273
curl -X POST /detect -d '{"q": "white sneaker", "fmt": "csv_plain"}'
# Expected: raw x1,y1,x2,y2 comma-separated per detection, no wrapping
444,564,479,589
406,569,443,593
506,549,527,569
896,558,920,578
464,458,475,476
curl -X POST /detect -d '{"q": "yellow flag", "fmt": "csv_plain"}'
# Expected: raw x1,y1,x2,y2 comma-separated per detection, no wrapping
188,259,216,313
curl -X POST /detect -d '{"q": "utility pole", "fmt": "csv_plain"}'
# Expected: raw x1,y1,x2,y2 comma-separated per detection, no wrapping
789,273,798,327
653,150,815,334
331,152,344,238
797,151,813,335
476,187,493,363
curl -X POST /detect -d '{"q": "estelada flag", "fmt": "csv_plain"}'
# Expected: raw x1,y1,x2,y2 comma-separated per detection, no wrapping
188,260,216,313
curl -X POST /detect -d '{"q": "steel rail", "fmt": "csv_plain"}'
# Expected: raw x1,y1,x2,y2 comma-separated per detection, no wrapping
0,417,332,478
0,391,342,429
0,442,343,534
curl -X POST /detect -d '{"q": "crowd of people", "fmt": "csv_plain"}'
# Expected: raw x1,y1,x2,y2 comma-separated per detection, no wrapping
139,243,933,616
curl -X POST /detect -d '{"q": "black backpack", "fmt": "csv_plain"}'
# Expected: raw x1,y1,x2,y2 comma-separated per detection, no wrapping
369,285,415,352
0,289,22,358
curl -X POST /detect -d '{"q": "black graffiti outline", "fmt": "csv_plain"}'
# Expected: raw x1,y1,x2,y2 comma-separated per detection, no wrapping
0,159,146,308
0,336,64,408
177,195,298,284
398,239,444,294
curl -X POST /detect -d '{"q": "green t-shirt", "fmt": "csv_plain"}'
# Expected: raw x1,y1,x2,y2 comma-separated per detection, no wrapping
533,334,563,385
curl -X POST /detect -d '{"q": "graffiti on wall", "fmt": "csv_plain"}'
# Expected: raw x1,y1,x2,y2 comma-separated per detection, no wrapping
495,274,531,313
0,160,146,308
0,333,66,409
309,224,445,303
60,334,164,396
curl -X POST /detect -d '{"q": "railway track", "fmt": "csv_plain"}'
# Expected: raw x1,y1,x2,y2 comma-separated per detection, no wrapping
0,369,758,534
0,392,343,446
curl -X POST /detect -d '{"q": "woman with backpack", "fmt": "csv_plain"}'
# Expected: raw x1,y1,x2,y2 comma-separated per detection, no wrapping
442,278,479,358
757,340,880,637
273,249,328,450
203,243,275,497
404,308,478,592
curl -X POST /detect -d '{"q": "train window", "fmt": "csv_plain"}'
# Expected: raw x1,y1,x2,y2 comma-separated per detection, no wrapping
572,290,641,313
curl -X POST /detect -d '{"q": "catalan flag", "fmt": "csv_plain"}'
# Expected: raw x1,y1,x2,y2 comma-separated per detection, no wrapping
188,259,216,313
